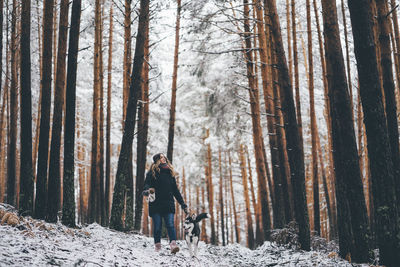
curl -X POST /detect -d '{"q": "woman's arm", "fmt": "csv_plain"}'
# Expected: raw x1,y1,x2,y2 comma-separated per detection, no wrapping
172,177,186,208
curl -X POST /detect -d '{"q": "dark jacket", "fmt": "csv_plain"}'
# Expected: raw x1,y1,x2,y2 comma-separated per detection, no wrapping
143,165,186,217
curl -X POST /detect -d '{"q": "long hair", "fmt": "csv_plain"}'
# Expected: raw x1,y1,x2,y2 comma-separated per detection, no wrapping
150,156,177,178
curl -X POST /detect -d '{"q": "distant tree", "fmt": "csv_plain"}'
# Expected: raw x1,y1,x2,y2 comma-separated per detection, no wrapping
110,0,149,231
205,129,217,245
19,0,34,216
239,144,255,249
218,149,225,246
227,150,240,243
62,0,82,227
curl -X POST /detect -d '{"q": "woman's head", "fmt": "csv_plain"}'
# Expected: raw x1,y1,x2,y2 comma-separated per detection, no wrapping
150,153,177,177
153,153,167,164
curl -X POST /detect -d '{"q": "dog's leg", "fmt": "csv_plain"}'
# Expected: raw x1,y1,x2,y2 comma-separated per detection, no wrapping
185,235,194,257
193,236,199,258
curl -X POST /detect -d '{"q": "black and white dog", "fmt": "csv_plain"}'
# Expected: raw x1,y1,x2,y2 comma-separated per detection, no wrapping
183,212,211,258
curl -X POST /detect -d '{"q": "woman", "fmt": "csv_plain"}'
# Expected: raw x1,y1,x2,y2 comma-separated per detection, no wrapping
143,153,188,253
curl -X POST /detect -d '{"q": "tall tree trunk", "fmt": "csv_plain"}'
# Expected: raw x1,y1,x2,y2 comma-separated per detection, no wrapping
347,0,400,265
306,0,320,236
19,0,34,216
254,0,285,229
312,0,337,239
105,3,113,226
62,0,82,227
35,0,54,219
110,0,149,231
98,3,106,226
390,0,400,107
265,0,310,251
90,0,101,224
167,0,181,163
123,0,131,123
341,0,354,121
239,144,255,249
134,16,150,230
7,0,17,207
291,0,304,153
0,0,3,99
47,0,69,222
243,0,270,241
376,0,400,211
321,0,371,262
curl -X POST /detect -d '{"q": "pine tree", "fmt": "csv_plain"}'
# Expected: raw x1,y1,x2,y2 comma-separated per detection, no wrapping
320,0,371,261
19,0,34,216
167,0,181,163
347,0,400,265
35,0,55,219
110,0,149,231
47,0,69,223
62,0,82,227
265,0,310,250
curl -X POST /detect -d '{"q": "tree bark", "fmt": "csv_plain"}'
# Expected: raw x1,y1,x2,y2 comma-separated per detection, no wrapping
254,0,285,229
376,0,400,211
306,0,320,236
134,16,150,230
7,0,17,207
35,0,54,219
19,0,34,216
110,0,149,231
291,0,304,154
62,0,82,227
347,0,400,265
321,0,371,262
167,0,181,163
243,0,270,241
264,0,310,250
47,0,69,223
105,3,113,226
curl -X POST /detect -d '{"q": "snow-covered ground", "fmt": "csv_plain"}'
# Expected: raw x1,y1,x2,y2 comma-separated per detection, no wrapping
0,215,367,267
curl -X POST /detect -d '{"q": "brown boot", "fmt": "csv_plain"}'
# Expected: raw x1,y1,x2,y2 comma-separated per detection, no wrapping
155,243,161,252
170,240,179,254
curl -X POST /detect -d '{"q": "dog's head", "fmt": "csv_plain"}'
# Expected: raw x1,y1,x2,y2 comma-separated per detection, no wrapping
183,211,196,234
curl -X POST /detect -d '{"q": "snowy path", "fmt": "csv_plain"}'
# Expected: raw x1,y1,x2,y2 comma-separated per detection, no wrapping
0,221,363,266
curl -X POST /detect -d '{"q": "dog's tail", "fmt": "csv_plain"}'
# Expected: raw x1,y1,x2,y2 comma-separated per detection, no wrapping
195,213,211,223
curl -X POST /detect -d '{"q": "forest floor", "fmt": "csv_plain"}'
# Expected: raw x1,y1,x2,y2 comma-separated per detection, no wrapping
0,204,371,266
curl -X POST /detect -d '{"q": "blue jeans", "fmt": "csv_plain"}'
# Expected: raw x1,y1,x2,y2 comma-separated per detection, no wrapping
152,213,176,243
